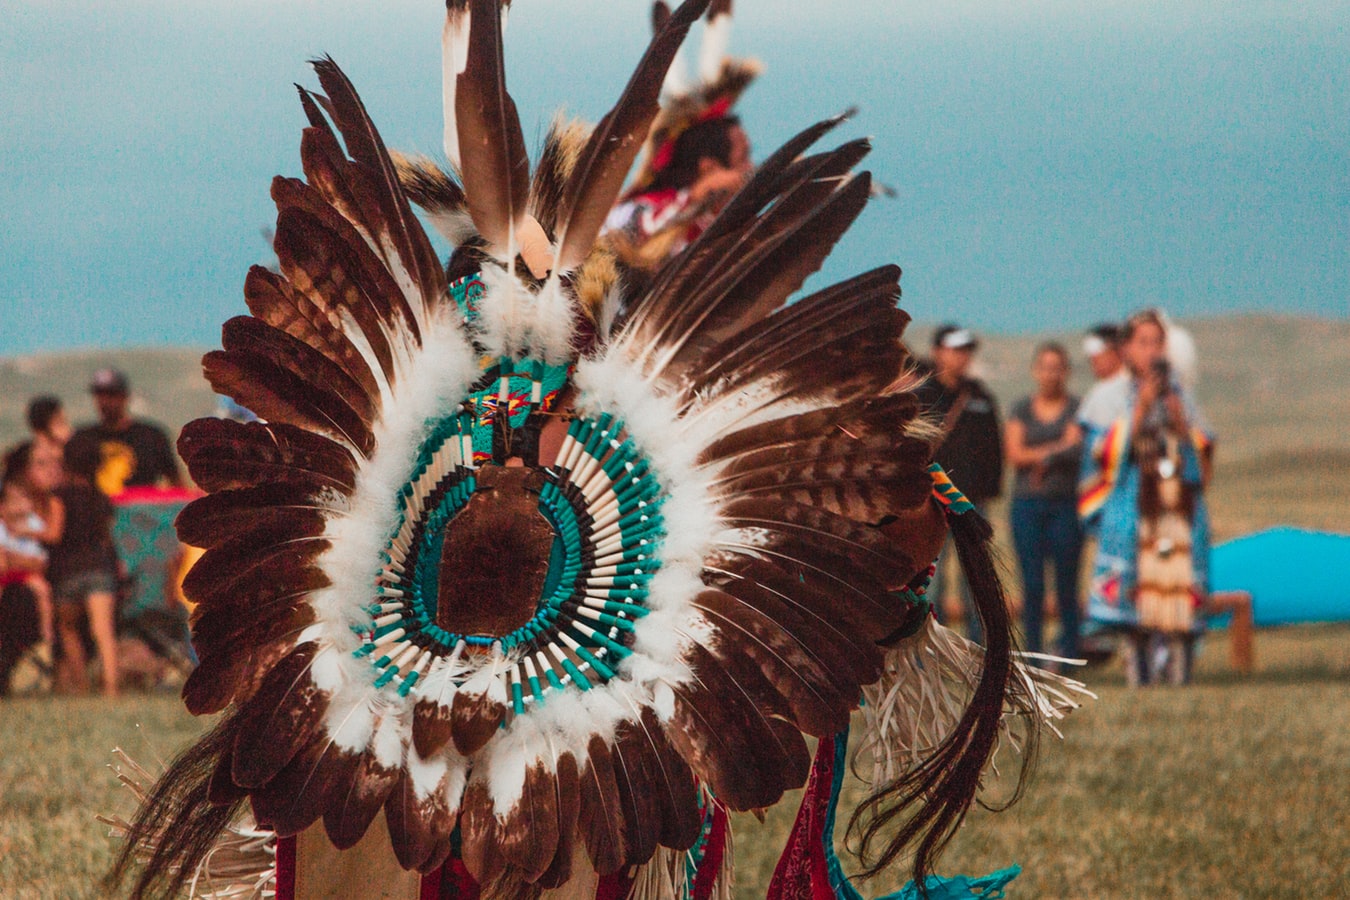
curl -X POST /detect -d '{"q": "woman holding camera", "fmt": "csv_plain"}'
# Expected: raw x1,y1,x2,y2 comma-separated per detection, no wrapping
1078,309,1214,686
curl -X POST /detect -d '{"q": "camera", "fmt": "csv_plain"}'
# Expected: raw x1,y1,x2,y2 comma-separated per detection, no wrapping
1150,358,1172,394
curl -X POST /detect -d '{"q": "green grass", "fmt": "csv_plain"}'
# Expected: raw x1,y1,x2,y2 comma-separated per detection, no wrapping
3,626,1346,898
732,623,1350,899
0,694,208,899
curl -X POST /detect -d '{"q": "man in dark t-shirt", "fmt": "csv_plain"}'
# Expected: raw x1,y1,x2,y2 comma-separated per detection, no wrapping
74,368,183,496
914,324,1004,643
915,325,1004,502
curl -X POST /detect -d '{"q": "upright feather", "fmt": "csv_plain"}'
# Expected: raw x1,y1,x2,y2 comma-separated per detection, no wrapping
455,0,530,263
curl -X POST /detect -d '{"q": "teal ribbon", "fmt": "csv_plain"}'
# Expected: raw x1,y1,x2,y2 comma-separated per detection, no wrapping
885,866,1021,900
823,726,1021,900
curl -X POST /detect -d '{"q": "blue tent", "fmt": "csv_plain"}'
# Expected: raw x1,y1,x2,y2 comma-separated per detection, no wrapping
1210,527,1350,626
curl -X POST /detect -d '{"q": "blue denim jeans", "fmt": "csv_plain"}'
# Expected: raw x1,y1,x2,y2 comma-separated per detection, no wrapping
1010,495,1083,658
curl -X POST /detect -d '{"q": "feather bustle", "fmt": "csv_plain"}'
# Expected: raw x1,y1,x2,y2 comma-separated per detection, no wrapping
704,557,883,684
634,708,701,851
621,115,860,363
536,751,582,888
272,206,403,388
250,731,360,838
459,779,510,885
309,58,445,324
295,122,436,338
230,642,327,790
272,170,428,360
384,765,456,873
694,588,854,737
610,720,661,867
497,761,561,881
190,601,315,681
449,687,507,756
175,483,331,550
323,747,402,851
664,643,806,811
716,496,915,639
641,171,875,380
577,735,625,875
243,264,384,406
528,117,591,238
181,534,330,613
177,417,358,495
412,698,455,760
183,636,303,718
699,394,921,467
682,266,905,408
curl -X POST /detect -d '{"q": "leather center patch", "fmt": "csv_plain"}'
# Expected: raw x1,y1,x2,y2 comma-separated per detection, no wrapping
437,466,555,638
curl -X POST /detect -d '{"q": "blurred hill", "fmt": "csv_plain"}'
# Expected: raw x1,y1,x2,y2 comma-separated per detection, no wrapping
2,314,1345,538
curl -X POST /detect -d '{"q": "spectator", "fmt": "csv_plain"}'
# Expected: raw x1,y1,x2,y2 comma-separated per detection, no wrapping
915,324,1003,642
74,368,183,495
604,115,753,267
1006,343,1083,660
1078,323,1128,432
47,434,120,696
1079,309,1214,686
26,395,73,471
1083,323,1125,381
2,443,63,655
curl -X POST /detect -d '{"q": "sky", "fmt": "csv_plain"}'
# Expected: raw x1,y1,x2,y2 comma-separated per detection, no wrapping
1,0,1346,354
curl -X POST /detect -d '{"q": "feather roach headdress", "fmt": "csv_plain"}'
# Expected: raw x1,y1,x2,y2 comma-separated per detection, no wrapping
111,2,1088,897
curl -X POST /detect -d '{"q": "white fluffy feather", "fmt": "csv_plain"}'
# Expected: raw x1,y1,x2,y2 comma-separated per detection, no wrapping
407,745,451,800
426,206,478,248
304,310,479,739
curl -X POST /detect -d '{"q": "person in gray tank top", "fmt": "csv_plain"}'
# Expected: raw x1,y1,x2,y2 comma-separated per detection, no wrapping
1005,342,1084,660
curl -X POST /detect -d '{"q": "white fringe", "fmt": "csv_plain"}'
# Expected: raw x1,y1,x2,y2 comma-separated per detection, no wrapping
626,846,686,900
100,749,276,899
856,618,1095,789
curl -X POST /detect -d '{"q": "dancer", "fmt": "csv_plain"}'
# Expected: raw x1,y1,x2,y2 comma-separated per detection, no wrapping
111,4,1085,897
1080,309,1214,686
602,0,758,268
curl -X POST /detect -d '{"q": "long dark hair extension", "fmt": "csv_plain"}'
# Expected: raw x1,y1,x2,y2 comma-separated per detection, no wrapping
847,506,1039,889
105,713,246,900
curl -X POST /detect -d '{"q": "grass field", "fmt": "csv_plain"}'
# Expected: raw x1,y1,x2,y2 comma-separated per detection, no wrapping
2,624,1346,899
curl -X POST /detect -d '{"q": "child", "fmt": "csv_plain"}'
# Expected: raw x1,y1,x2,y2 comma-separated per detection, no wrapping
47,435,121,696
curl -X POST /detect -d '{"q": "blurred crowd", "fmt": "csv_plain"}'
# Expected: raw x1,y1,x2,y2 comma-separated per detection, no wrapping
0,368,188,697
919,310,1214,686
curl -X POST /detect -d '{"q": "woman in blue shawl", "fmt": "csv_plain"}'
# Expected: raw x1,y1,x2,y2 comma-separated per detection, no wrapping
1078,310,1214,686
